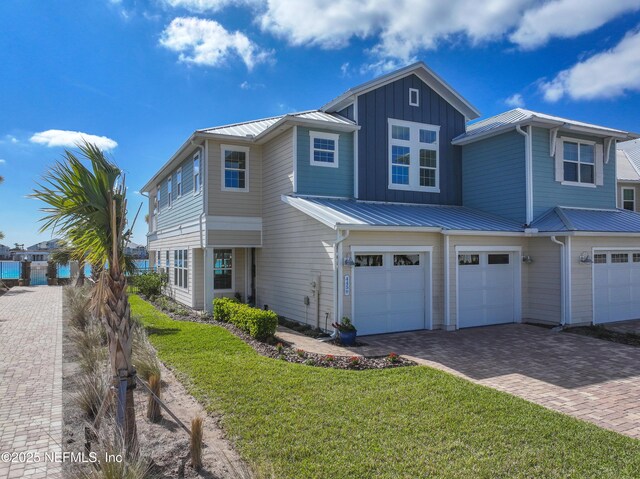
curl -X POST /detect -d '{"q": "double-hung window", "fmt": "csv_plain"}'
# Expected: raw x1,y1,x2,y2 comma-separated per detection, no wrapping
310,131,339,167
167,177,173,208
174,249,188,289
176,168,182,198
213,249,233,290
221,145,249,191
623,188,635,211
563,140,595,185
193,153,201,194
388,119,440,192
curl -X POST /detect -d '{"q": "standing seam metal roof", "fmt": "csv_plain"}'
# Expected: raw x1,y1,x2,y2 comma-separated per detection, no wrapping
531,207,640,233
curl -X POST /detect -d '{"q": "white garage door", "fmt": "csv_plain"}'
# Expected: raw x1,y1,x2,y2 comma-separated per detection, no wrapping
458,251,518,328
594,251,640,324
353,251,429,335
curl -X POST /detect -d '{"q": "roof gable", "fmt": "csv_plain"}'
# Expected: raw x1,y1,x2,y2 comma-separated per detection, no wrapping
321,61,480,120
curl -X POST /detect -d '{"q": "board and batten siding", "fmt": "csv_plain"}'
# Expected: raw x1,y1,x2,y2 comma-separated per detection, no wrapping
156,149,204,231
357,73,466,204
532,127,616,219
207,140,262,217
462,130,526,223
296,127,354,197
523,237,561,324
257,129,337,329
342,232,444,329
148,231,203,308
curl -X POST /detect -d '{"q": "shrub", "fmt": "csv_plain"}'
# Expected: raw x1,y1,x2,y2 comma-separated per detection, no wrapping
131,324,161,381
132,272,165,298
73,371,108,419
64,284,92,331
213,298,278,340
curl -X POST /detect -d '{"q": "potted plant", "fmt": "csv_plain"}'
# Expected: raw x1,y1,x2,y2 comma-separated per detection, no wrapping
332,317,357,346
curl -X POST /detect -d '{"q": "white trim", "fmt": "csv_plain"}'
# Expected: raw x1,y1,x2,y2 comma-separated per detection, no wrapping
353,100,359,199
350,245,433,332
409,88,419,107
444,235,450,329
560,136,596,146
454,246,522,330
193,150,202,196
592,246,640,251
387,118,440,193
566,236,572,324
212,247,235,293
292,125,298,193
549,127,559,156
309,131,340,168
515,125,533,225
220,144,250,192
176,167,182,198
559,137,597,186
622,186,636,211
561,181,597,188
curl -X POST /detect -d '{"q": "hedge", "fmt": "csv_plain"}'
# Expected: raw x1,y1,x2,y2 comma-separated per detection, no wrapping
213,297,278,340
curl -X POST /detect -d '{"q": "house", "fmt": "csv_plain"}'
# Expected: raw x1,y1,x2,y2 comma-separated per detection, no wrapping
125,242,148,259
141,62,640,334
0,244,10,260
27,239,63,252
617,140,640,212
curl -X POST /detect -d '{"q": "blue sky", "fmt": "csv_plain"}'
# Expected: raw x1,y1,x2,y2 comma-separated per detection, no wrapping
2,0,640,247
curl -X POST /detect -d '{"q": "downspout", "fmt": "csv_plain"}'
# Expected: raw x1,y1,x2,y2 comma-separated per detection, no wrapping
330,229,350,339
550,236,566,328
515,125,533,226
444,234,450,329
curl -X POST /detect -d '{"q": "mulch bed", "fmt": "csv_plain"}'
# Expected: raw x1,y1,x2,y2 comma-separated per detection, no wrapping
139,295,415,370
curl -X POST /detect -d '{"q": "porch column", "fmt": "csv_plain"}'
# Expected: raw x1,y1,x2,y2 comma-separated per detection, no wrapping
204,247,214,313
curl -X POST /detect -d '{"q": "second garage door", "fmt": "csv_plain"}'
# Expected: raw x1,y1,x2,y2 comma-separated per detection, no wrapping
457,251,519,328
594,251,640,324
353,251,430,335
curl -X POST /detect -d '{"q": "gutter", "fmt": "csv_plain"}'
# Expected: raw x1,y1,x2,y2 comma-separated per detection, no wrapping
515,125,533,226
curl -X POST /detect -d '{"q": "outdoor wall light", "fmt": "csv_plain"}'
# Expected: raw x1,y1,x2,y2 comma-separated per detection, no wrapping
579,252,592,264
343,255,355,266
522,255,534,264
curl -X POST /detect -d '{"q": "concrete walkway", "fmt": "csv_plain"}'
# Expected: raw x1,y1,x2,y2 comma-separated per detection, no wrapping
0,287,63,479
280,324,640,439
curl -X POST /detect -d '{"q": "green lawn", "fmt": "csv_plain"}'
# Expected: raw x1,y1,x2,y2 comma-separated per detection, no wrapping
130,295,640,479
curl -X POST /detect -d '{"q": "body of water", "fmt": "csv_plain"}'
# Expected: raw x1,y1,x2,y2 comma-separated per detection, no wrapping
0,259,150,280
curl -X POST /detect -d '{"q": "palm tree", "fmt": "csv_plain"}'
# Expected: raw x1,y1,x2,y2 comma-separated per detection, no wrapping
31,142,138,452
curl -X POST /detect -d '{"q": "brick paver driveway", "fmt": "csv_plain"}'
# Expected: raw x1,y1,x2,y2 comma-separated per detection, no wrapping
0,287,62,479
356,324,640,439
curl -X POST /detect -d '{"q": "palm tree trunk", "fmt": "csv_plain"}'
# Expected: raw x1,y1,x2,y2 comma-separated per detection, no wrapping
101,268,137,454
75,260,85,287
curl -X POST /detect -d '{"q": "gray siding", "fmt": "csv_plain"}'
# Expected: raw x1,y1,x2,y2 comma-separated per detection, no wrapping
462,130,526,223
357,73,466,204
156,150,203,231
296,127,354,197
532,127,616,219
208,230,261,246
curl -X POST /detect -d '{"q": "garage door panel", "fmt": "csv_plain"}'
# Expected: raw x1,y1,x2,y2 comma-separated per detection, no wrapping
594,251,640,324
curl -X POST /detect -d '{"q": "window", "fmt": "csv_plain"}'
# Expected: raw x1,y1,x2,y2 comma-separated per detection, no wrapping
488,254,510,265
409,88,419,107
594,253,607,264
623,188,635,211
388,119,440,192
176,168,182,198
221,145,249,191
394,254,420,266
458,254,479,265
155,185,160,213
165,251,169,269
563,140,594,184
634,253,640,263
611,253,629,263
214,249,233,290
309,131,339,167
355,255,383,267
167,177,172,208
193,153,201,194
174,249,188,289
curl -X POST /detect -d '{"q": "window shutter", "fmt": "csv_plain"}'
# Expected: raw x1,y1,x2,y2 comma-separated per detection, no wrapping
554,138,564,182
595,144,604,186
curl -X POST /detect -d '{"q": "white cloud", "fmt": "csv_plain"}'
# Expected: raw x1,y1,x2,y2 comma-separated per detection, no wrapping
239,80,264,89
162,0,257,13
0,159,6,165
540,29,640,102
510,0,640,50
159,17,272,70
30,130,118,151
505,93,525,108
1,135,19,144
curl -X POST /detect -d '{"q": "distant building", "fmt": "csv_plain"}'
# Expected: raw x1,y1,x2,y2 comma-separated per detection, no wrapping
0,244,10,260
125,242,148,259
27,239,63,252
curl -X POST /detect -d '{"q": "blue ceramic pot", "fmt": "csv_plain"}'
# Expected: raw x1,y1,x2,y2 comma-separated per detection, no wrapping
339,330,357,346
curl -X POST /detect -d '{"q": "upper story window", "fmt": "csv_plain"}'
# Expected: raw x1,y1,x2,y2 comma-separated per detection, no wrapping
310,131,340,168
167,177,172,208
221,145,249,192
563,140,594,185
176,168,182,198
409,88,419,107
388,118,440,193
154,185,160,214
193,153,201,194
623,188,635,211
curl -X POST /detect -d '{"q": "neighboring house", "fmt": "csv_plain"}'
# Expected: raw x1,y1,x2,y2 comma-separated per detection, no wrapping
12,251,49,261
125,242,148,259
27,239,63,252
0,244,10,259
616,140,640,213
142,62,640,333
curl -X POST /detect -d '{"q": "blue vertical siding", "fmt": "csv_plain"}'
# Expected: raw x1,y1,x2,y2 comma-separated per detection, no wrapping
296,127,354,197
532,127,616,219
357,73,466,204
462,130,526,223
157,151,203,230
